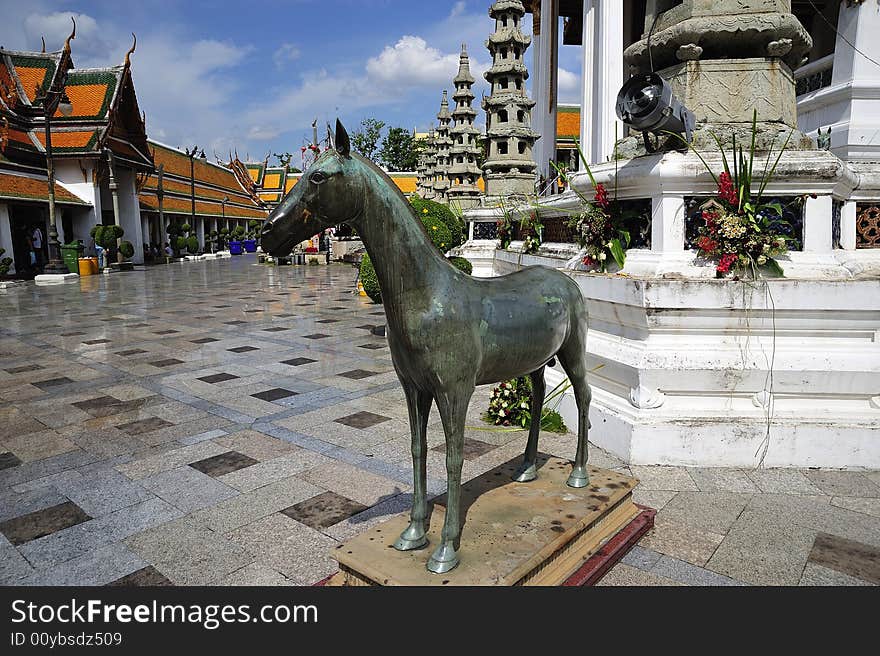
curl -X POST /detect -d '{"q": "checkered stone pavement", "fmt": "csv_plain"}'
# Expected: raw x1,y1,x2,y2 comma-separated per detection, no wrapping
0,256,877,586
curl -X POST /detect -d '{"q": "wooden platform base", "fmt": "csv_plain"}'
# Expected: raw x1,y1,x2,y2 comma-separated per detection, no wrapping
323,455,648,586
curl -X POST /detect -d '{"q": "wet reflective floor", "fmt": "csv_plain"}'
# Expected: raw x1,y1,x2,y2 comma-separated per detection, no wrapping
0,256,877,586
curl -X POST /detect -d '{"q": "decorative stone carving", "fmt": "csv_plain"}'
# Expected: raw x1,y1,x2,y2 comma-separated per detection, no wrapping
766,38,793,58
752,390,773,409
446,45,484,211
630,385,666,410
482,0,539,198
676,43,703,61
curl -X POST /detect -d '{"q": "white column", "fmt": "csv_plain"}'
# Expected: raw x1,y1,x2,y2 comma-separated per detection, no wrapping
651,193,685,252
0,203,15,275
532,0,558,182
580,0,595,164
841,201,857,251
803,195,833,253
829,2,880,160
196,216,205,250
592,0,624,163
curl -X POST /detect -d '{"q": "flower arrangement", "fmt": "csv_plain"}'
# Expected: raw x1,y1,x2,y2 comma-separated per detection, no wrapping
554,146,631,273
680,113,796,277
496,207,542,254
484,377,569,433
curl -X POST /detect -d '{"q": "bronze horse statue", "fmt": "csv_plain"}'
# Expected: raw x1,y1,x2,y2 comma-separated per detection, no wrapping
261,120,592,574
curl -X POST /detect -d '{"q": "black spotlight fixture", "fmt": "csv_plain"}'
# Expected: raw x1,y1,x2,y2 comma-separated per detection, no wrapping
616,73,696,152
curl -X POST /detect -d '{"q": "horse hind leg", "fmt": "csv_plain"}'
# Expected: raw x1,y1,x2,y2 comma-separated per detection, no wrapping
512,366,546,483
557,326,592,488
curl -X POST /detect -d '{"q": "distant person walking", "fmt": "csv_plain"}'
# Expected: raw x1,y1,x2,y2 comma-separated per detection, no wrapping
29,225,44,273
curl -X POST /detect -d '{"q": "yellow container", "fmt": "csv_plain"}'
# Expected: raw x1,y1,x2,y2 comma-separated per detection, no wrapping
88,257,98,274
78,258,93,276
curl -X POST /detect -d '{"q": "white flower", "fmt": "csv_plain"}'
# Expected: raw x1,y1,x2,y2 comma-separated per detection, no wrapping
501,402,508,408
599,252,607,261
498,410,506,417
520,401,528,409
757,255,767,265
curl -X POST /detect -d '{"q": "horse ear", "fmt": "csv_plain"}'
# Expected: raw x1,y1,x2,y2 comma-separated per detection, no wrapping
335,119,351,156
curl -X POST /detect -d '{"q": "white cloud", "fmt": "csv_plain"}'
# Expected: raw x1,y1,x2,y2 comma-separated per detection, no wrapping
367,36,465,87
272,42,301,70
558,66,581,104
449,2,467,19
23,11,116,59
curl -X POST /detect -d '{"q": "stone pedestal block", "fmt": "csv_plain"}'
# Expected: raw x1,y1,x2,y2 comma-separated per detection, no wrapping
665,58,798,127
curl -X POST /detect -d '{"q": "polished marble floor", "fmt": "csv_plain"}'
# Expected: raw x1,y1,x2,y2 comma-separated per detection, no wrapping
0,256,877,586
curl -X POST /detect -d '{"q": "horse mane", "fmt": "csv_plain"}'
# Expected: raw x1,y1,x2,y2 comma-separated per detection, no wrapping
352,153,435,238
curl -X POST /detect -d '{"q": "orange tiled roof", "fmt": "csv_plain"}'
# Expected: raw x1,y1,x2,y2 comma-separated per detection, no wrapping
141,176,254,205
138,192,267,219
0,171,88,204
34,129,99,151
150,141,258,193
557,106,580,141
389,173,418,193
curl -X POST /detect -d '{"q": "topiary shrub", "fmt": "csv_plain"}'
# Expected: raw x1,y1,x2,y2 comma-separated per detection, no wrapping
90,224,124,265
448,256,472,275
175,236,187,253
119,241,134,260
0,248,13,276
231,225,246,241
359,253,381,303
187,236,199,254
410,197,465,251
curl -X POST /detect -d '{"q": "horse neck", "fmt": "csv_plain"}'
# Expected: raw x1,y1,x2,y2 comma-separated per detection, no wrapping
353,167,451,308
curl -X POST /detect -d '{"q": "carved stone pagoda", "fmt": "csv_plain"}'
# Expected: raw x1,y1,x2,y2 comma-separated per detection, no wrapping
482,0,539,198
432,91,452,202
446,45,483,210
420,130,437,199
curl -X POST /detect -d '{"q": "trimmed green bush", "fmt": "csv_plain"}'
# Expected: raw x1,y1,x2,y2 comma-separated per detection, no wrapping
119,241,134,259
231,225,246,240
359,254,381,303
410,197,465,251
448,256,473,275
0,247,12,275
175,236,187,252
90,224,124,251
187,236,199,254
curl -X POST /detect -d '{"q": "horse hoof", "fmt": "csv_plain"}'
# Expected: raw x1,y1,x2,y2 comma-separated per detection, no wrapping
512,463,538,482
393,527,428,551
566,467,590,488
426,545,459,574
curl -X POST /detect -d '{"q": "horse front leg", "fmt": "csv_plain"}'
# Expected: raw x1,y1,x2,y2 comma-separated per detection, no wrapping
427,386,473,574
393,382,433,552
512,366,546,482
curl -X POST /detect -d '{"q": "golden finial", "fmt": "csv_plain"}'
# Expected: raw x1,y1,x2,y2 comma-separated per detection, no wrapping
124,33,136,68
41,36,46,53
63,17,76,55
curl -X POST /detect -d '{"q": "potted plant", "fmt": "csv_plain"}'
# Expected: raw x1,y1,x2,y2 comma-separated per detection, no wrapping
229,225,245,255
118,240,135,271
243,219,261,253
0,248,13,279
218,227,230,252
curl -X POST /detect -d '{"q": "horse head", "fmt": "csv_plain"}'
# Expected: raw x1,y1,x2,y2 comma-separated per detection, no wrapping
261,119,365,256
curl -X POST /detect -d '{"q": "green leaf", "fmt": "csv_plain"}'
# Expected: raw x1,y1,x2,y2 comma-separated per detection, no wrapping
609,238,626,269
764,202,783,217
618,229,632,248
765,258,785,277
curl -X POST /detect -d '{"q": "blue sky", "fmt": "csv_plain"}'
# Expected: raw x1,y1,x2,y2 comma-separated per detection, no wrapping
0,0,582,165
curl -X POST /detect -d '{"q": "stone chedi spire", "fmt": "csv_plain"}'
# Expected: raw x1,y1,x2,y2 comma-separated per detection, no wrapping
482,0,539,198
446,44,484,210
420,130,437,199
432,90,452,201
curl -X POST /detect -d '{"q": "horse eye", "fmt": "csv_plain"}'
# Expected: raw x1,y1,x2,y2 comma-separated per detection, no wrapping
310,171,327,185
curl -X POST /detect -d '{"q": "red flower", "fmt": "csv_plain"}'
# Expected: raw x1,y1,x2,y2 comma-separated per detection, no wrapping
594,183,610,209
716,253,737,274
696,236,718,253
717,172,738,206
582,256,594,266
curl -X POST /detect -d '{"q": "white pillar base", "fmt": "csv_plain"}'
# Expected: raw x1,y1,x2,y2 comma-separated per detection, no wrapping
34,273,79,285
